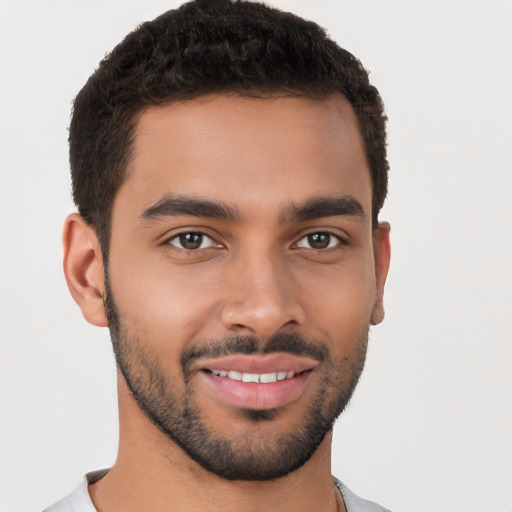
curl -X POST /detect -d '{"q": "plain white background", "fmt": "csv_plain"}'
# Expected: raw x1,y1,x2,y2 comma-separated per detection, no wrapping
0,1,511,511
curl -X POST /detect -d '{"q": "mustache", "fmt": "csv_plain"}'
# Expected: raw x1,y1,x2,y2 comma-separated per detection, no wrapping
181,332,328,375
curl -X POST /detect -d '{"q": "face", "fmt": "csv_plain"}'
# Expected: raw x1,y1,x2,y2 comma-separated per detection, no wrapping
104,93,389,480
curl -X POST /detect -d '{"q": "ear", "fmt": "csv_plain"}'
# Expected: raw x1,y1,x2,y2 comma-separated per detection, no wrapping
62,213,108,327
370,221,391,325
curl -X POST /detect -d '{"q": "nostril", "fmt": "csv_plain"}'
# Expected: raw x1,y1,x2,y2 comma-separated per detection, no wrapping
221,294,306,338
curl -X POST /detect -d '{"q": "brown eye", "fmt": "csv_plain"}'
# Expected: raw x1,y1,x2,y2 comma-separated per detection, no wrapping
308,233,331,249
296,232,340,250
168,232,215,250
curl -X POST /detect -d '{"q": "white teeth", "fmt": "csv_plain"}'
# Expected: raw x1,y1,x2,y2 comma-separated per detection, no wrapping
212,369,229,377
242,373,259,383
211,370,296,383
259,372,277,383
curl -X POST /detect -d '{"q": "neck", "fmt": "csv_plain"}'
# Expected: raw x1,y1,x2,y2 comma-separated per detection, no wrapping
89,377,345,512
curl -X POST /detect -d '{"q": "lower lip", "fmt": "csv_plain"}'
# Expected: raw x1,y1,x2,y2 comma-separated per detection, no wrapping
201,371,310,411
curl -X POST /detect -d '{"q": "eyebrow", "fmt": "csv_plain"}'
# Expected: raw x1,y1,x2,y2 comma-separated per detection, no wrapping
139,194,240,223
283,196,366,223
138,194,365,226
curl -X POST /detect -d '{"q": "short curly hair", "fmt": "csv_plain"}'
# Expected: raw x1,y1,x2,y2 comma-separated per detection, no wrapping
69,0,388,255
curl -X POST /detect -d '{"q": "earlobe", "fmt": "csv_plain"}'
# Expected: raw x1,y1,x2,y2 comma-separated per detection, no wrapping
370,221,391,325
62,213,108,327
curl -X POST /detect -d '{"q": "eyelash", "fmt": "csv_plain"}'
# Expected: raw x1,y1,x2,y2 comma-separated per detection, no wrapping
294,230,346,250
166,231,220,251
164,229,346,252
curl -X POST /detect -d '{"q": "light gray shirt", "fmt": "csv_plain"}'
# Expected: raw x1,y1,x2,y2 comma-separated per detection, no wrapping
43,469,392,512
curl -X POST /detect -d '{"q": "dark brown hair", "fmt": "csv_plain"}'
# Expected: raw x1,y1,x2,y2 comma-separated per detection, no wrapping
69,0,388,256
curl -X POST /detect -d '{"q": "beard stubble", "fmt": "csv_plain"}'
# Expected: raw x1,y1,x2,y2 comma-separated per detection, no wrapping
104,276,368,481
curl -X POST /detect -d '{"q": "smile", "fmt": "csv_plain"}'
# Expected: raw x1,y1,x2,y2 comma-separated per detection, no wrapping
208,369,297,383
197,354,317,411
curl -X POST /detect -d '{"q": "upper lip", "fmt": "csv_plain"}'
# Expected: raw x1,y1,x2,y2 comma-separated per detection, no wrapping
197,353,319,374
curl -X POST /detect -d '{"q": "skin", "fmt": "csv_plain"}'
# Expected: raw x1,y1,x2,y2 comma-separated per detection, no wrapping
63,93,391,512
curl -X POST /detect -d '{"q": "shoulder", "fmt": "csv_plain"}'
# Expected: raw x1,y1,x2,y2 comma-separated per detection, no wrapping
334,477,393,512
42,469,107,512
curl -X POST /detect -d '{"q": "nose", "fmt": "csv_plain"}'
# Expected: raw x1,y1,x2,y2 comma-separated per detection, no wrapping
220,250,306,338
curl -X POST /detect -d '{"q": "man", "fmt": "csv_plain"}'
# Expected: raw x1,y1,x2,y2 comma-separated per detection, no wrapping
46,0,391,510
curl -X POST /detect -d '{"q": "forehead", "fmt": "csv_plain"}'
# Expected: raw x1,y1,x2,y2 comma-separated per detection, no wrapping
118,93,372,221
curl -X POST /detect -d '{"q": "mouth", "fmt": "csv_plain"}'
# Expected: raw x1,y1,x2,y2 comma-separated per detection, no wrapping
208,368,301,383
197,354,317,411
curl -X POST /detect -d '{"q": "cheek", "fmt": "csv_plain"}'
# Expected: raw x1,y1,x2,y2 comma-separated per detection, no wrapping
298,256,376,341
109,256,226,347
108,239,377,350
